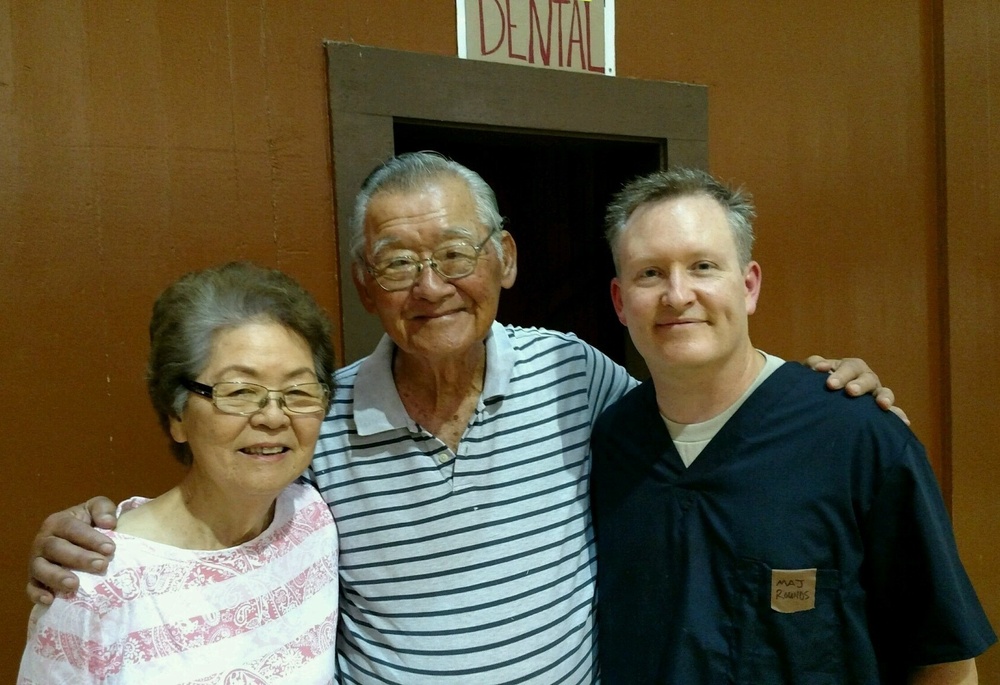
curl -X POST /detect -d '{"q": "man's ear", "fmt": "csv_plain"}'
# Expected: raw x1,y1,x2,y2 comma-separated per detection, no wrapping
499,230,518,289
610,278,627,326
744,261,762,315
352,264,377,313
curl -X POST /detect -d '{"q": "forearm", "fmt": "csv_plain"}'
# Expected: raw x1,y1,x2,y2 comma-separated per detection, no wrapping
909,658,978,685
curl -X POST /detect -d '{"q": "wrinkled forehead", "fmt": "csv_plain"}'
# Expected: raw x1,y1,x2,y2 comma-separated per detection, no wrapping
364,179,484,249
369,228,481,257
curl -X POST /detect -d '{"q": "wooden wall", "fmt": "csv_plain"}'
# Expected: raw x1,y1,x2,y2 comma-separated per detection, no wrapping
1,1,995,679
942,0,1000,679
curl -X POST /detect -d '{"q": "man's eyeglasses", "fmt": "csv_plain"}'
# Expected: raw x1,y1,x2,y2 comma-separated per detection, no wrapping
181,379,330,415
364,226,500,292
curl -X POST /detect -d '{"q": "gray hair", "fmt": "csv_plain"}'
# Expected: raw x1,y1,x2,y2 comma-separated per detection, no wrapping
147,261,335,465
605,167,756,272
349,151,505,276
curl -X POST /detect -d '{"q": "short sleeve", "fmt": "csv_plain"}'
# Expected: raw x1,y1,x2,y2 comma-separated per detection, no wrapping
18,595,106,684
862,435,996,668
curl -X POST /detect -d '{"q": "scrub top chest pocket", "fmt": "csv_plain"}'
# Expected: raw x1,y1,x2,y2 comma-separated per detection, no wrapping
732,558,856,685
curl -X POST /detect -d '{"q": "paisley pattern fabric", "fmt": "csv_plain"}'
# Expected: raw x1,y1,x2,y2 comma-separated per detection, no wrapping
18,483,339,684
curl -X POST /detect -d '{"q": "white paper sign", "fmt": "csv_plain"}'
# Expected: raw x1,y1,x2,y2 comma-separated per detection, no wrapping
458,0,615,75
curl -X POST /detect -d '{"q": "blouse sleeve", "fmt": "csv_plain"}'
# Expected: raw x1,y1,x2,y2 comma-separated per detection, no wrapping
18,592,108,684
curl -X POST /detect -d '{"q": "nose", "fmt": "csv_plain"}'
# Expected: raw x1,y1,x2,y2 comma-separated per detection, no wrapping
661,270,696,310
410,260,453,299
251,394,291,429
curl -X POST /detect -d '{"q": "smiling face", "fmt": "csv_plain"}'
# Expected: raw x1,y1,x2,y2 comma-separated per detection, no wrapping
610,193,761,379
353,175,517,365
168,320,324,501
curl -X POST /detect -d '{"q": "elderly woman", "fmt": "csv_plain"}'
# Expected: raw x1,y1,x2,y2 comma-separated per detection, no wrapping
18,262,339,683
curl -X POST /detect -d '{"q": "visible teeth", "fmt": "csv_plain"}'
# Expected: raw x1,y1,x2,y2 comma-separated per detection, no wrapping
244,446,285,455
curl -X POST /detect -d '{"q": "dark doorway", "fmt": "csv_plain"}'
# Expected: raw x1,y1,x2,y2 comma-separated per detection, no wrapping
394,122,660,366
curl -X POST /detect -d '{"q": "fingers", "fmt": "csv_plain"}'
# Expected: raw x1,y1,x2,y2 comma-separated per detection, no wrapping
28,554,86,601
824,358,878,395
841,371,882,397
804,355,837,373
812,357,910,424
873,385,896,409
808,357,881,394
86,496,119,529
808,356,909,423
28,533,111,604
30,531,111,596
26,580,55,607
33,529,112,572
33,508,116,558
28,506,117,604
873,386,911,423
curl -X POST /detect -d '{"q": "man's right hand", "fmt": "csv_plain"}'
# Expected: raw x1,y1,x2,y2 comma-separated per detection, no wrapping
27,496,118,606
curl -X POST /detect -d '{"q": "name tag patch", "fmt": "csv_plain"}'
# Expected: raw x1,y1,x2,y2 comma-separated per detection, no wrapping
770,568,817,613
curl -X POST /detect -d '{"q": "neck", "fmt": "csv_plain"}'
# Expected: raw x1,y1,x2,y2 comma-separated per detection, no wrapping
127,480,278,550
652,344,764,424
392,343,487,452
393,343,487,406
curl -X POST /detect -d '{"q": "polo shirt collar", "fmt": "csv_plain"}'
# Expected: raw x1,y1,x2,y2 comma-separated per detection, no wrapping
352,321,514,437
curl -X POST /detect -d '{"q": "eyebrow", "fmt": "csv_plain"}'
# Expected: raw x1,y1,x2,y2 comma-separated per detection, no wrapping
212,365,319,383
369,227,479,254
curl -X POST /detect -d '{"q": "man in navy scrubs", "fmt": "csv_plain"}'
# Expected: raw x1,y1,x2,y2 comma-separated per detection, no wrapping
591,167,996,684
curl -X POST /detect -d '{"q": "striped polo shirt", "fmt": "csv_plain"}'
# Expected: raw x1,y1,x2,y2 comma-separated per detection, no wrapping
308,322,635,684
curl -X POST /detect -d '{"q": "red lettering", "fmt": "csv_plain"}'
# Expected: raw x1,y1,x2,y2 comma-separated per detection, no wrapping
566,0,585,69
479,0,505,56
505,0,527,61
552,0,570,67
527,0,553,66
475,0,605,74
585,2,605,73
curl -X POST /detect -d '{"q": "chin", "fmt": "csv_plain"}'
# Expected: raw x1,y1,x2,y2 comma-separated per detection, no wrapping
413,330,482,354
653,345,716,368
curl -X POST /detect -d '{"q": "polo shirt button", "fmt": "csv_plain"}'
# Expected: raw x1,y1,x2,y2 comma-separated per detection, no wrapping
438,454,450,464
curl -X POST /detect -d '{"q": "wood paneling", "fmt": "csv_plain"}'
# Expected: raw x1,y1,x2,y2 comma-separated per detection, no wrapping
943,0,1000,676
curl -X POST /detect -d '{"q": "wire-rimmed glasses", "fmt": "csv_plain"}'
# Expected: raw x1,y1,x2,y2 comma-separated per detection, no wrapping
181,379,330,415
364,225,500,292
